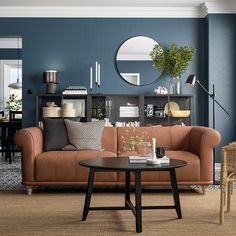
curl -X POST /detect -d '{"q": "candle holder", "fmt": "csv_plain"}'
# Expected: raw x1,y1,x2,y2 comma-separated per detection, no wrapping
147,138,161,165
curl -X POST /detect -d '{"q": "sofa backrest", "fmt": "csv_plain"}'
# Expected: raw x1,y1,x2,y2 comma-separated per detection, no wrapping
117,126,192,154
101,127,117,153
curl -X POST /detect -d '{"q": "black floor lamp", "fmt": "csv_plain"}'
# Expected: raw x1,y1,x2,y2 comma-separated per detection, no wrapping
185,74,230,185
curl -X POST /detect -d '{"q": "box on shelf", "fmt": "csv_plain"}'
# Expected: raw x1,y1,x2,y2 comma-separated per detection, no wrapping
119,106,139,117
42,107,61,117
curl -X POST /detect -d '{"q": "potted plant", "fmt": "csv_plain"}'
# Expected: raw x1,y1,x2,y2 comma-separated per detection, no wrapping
5,94,22,114
150,43,195,94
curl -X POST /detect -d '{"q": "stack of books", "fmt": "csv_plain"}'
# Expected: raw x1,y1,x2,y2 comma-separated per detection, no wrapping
119,106,139,117
62,86,88,95
129,156,147,163
129,156,170,164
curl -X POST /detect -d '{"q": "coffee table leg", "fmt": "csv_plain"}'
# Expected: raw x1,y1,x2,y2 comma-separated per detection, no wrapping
125,171,131,207
169,169,182,219
135,170,142,233
82,168,95,221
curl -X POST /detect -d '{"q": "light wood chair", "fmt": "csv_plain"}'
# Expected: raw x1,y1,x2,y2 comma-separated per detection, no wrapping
220,141,236,224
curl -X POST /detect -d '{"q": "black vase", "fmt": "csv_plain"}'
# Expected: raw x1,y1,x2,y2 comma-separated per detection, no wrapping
155,147,165,158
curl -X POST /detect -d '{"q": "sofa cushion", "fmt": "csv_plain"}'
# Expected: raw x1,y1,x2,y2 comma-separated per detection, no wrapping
64,119,105,150
35,150,117,182
43,118,68,151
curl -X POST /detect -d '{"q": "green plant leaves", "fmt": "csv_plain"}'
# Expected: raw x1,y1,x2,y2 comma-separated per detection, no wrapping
150,43,195,78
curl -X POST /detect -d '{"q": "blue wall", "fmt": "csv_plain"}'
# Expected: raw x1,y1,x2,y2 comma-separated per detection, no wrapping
0,18,206,128
1,16,235,162
208,14,236,162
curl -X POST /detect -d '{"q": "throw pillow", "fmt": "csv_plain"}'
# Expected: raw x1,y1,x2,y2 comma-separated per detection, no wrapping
64,119,105,150
43,118,68,151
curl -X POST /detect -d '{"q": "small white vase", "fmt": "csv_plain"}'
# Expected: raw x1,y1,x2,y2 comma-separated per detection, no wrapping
169,77,182,94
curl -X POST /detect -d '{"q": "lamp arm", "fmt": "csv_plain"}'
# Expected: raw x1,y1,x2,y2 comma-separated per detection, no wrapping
196,80,230,116
196,80,212,96
213,99,230,116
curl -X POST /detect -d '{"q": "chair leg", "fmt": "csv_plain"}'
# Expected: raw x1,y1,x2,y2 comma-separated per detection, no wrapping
220,187,225,225
227,181,231,213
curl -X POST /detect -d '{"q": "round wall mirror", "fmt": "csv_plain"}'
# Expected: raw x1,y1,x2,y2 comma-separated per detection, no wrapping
116,36,162,86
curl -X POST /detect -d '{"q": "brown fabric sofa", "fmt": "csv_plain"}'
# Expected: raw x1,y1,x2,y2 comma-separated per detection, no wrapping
15,126,221,195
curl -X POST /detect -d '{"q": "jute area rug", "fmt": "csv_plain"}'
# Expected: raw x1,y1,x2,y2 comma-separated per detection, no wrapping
0,189,235,236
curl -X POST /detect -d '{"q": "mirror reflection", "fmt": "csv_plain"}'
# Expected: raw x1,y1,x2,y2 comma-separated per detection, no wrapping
0,37,22,113
116,36,162,86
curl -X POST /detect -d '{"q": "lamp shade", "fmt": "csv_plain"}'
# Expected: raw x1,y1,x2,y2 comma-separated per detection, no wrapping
185,74,196,87
43,70,59,84
8,78,22,89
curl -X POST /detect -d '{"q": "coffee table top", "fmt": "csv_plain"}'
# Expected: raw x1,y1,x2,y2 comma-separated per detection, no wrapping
79,157,187,171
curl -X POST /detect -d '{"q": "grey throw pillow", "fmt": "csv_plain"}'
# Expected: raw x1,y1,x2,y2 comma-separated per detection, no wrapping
64,119,105,150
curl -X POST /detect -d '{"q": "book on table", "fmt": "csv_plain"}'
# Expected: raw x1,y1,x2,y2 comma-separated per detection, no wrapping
129,156,170,164
129,156,147,163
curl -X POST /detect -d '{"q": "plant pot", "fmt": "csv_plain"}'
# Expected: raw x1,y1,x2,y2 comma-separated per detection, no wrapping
169,77,182,94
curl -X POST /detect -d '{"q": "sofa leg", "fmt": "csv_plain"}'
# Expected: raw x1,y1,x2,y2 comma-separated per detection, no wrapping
26,186,32,196
202,186,208,195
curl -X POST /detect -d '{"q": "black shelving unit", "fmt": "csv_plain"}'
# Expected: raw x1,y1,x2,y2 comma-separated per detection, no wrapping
36,94,194,126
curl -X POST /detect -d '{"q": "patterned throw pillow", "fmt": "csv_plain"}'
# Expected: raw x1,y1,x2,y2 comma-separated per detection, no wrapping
64,119,105,150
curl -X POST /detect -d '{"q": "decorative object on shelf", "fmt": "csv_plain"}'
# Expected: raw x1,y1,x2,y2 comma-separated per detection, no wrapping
150,43,195,94
185,74,231,185
154,86,168,94
116,36,162,86
105,99,112,118
164,101,180,116
8,37,22,89
154,105,165,118
42,107,61,118
169,77,181,94
43,70,59,94
144,104,154,117
119,106,139,118
170,110,190,117
63,103,76,117
62,86,87,95
63,99,85,117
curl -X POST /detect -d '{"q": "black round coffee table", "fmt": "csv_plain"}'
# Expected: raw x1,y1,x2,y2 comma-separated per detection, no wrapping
80,157,187,233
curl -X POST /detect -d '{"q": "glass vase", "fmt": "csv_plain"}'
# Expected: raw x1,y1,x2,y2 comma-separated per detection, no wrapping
169,77,182,94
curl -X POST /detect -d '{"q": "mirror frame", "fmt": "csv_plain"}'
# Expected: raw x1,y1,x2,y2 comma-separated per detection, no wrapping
115,35,163,86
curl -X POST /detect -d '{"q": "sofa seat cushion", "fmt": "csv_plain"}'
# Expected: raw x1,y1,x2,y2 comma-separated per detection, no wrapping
35,150,117,182
117,150,200,182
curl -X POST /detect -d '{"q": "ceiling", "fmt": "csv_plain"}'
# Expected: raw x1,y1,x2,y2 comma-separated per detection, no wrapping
0,0,235,18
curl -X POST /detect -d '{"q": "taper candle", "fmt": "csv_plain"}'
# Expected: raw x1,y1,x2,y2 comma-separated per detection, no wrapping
97,63,100,87
95,61,98,84
90,66,93,90
152,138,156,160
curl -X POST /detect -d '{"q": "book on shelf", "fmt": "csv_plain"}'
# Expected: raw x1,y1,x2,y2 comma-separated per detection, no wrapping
62,86,88,95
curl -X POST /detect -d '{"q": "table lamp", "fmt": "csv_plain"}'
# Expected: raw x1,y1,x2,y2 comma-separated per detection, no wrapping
43,70,59,94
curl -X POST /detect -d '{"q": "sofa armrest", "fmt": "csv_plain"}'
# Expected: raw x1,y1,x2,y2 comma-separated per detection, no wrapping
189,126,221,181
14,127,43,182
